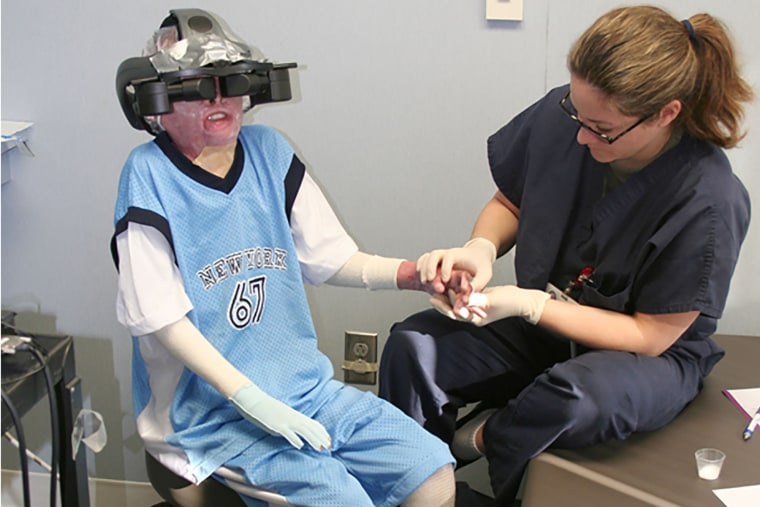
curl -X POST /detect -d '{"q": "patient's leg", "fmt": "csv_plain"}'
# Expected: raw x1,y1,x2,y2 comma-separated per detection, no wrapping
401,464,455,507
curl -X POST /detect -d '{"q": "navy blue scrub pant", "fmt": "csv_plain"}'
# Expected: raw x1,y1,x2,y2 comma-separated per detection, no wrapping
378,309,719,506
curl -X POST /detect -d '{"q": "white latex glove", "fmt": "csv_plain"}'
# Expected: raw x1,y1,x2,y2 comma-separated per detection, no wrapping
417,238,497,292
153,317,331,451
431,285,550,326
229,383,332,451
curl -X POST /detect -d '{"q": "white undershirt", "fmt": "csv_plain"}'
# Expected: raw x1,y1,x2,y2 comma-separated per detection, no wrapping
115,171,358,336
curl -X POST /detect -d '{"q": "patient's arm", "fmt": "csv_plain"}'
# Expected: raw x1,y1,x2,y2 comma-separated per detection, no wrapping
152,316,331,451
326,251,471,296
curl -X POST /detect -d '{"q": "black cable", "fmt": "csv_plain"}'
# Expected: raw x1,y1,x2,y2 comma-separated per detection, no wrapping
1,389,32,507
1,362,45,385
24,343,59,507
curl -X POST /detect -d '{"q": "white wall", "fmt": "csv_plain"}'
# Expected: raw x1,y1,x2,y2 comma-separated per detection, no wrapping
2,0,758,484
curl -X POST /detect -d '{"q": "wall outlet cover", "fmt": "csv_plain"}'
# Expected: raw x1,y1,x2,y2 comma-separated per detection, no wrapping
343,331,378,385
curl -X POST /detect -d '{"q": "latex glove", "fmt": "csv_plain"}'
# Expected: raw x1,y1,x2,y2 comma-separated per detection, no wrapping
431,285,550,326
417,238,497,292
229,383,332,451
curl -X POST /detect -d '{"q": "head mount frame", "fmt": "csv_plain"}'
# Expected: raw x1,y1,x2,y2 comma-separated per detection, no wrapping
115,9,297,134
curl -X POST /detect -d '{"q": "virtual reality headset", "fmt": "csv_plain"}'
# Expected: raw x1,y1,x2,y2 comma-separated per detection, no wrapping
116,9,297,134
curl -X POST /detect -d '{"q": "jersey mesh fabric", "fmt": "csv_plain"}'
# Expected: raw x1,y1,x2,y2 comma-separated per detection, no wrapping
114,125,339,481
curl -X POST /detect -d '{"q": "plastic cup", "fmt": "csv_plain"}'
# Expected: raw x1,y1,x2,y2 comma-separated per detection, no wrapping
694,448,726,480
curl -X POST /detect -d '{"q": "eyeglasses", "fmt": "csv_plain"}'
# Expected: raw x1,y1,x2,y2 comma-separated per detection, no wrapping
559,91,650,144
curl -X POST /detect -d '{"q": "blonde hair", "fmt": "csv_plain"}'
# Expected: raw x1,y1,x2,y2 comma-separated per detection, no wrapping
568,5,753,148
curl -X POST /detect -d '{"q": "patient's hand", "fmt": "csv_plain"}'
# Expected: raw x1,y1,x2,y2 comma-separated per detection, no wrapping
423,268,473,298
397,261,472,297
229,383,332,451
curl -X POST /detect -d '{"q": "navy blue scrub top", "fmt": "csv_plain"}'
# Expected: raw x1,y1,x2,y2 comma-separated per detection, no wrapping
487,84,750,342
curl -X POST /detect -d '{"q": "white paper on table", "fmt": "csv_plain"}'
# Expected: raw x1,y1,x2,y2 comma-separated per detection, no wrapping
722,387,760,419
713,484,760,507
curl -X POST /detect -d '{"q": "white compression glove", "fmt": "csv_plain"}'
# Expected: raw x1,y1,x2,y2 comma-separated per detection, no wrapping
229,384,331,451
153,317,331,451
417,237,497,292
431,285,550,326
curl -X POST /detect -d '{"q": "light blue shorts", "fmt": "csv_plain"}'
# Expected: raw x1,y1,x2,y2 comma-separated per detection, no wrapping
217,385,454,507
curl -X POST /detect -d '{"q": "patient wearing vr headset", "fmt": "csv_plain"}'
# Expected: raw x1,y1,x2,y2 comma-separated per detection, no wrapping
111,9,459,507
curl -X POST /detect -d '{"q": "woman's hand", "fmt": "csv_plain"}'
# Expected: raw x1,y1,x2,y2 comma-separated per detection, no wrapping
417,238,497,293
431,285,550,326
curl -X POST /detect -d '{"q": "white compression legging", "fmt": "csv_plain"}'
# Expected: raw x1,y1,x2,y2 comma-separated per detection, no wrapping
401,464,456,507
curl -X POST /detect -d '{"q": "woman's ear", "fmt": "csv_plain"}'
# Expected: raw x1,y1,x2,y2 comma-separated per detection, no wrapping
656,99,682,127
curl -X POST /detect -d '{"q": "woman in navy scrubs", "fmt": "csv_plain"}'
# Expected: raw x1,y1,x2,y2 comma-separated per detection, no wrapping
379,6,753,506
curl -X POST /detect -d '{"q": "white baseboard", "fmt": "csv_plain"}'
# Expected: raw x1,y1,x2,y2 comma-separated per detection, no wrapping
1,469,164,507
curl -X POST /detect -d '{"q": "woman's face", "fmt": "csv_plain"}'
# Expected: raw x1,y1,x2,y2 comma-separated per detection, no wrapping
568,75,675,170
160,78,244,161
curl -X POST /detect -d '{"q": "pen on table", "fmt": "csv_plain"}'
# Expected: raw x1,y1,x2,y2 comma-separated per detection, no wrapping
742,406,760,441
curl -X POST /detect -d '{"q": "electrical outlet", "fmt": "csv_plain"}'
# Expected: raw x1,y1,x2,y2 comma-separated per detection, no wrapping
343,331,378,385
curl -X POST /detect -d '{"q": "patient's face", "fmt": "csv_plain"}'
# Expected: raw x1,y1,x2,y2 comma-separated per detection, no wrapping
160,83,244,161
151,28,244,160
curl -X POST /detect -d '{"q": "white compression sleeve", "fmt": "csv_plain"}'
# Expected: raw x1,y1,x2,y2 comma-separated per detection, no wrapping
326,251,404,290
154,317,332,451
152,316,249,398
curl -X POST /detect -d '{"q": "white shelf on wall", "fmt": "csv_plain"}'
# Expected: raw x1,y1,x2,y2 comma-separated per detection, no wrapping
2,120,34,184
2,121,33,154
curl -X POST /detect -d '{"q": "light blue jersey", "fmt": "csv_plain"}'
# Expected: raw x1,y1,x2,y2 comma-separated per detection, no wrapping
113,125,454,506
114,125,340,478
